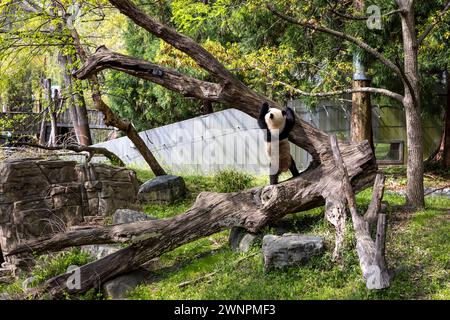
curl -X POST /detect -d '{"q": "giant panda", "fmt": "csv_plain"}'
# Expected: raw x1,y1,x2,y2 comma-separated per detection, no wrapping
257,102,300,185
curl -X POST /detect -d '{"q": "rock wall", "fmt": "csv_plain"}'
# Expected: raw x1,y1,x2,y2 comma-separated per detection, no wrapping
0,159,139,267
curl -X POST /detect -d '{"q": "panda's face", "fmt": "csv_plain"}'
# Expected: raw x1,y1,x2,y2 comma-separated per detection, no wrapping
265,108,287,131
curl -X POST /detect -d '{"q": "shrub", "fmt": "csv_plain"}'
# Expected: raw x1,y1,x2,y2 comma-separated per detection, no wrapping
213,169,254,193
31,248,93,286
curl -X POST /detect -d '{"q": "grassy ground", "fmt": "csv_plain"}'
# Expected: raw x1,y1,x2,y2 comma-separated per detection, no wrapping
1,166,448,300
126,166,450,300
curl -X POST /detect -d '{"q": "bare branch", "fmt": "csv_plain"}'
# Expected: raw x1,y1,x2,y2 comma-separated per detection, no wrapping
417,1,450,46
13,142,125,167
274,81,404,103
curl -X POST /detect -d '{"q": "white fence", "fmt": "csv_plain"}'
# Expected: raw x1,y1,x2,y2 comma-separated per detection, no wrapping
93,108,310,175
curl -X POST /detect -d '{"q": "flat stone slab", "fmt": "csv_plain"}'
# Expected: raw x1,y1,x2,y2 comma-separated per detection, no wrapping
262,233,324,271
138,175,186,204
113,209,156,225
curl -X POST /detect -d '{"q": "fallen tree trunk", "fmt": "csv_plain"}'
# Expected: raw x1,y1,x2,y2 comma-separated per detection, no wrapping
9,140,376,298
8,140,375,258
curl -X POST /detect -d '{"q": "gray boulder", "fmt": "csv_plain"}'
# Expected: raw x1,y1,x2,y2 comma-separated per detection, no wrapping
262,233,324,271
0,293,10,300
81,244,120,260
229,227,262,253
113,209,156,225
102,269,150,300
138,175,186,204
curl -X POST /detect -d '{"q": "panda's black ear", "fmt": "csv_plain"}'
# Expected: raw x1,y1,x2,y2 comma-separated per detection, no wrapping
282,110,287,116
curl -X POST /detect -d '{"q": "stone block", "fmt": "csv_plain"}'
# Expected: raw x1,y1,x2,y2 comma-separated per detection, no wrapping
138,175,186,204
262,234,324,271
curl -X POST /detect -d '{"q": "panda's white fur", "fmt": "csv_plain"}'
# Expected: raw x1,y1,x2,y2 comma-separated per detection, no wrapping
264,108,286,132
264,108,292,173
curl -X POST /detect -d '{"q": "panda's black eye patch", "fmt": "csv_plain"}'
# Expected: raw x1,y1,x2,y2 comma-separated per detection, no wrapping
269,114,274,119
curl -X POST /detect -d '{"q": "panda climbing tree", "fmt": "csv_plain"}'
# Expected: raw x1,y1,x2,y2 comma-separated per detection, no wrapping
258,102,300,185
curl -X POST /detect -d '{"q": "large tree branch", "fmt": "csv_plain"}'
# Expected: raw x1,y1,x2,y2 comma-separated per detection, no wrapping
74,46,224,101
274,80,404,103
108,0,233,82
12,142,125,167
417,1,450,46
74,46,332,162
267,4,408,87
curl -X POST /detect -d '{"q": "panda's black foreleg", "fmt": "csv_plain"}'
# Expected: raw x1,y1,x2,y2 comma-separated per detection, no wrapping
289,157,300,177
269,174,279,185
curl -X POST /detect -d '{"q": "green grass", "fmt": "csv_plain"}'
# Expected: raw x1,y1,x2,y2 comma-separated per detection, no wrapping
0,248,102,300
125,169,450,300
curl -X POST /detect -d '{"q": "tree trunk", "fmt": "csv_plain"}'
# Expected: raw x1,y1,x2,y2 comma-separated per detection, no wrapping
48,110,57,147
351,79,374,149
329,135,390,289
59,54,93,146
351,0,374,151
397,0,425,208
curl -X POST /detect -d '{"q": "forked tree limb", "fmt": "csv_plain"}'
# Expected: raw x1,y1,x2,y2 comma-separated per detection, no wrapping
365,174,386,224
8,140,375,258
13,142,125,167
329,135,390,289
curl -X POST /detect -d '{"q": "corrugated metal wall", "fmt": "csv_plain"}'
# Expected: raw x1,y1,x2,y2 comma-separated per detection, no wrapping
93,100,442,174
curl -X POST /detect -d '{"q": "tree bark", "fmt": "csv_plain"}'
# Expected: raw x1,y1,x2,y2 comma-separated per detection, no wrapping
351,79,374,149
329,135,390,289
269,1,425,210
351,0,374,151
397,0,425,208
